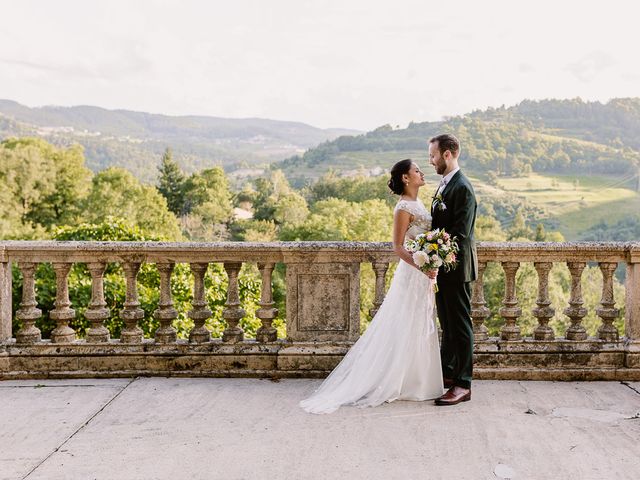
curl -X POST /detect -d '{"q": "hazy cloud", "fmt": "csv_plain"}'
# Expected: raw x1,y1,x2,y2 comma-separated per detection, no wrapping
518,63,535,74
0,58,61,73
566,51,616,83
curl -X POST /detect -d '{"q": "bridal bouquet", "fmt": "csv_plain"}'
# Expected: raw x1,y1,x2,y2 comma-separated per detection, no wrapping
405,228,459,291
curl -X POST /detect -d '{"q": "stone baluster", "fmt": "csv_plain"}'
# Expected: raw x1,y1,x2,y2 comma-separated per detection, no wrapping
85,262,110,342
369,262,389,319
15,262,42,344
564,262,588,340
154,262,178,343
626,255,640,341
471,261,490,341
188,263,212,344
533,262,555,340
596,262,620,342
499,261,522,341
256,262,278,343
120,262,144,343
50,263,76,343
0,259,12,343
222,262,245,343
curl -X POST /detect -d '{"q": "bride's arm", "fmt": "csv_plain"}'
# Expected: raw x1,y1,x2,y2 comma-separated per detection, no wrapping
392,209,419,270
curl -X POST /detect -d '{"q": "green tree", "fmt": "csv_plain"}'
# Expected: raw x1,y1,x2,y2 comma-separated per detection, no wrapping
157,148,187,216
475,215,507,241
84,167,182,240
0,137,91,235
0,138,56,230
252,176,277,221
0,180,23,238
234,184,257,210
486,171,499,186
230,219,278,241
507,209,533,241
273,192,309,226
184,167,233,224
0,153,41,238
250,170,310,230
25,141,92,228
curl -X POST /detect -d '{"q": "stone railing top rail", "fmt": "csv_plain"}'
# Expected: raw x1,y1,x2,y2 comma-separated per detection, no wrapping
0,240,393,263
478,241,640,263
0,241,639,263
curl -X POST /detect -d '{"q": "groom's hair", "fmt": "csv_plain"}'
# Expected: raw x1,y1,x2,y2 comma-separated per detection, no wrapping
430,134,460,159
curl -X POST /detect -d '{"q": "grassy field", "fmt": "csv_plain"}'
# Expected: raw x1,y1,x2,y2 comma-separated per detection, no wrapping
491,172,640,239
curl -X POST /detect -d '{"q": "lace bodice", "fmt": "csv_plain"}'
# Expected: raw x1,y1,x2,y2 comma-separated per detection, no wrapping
394,199,432,241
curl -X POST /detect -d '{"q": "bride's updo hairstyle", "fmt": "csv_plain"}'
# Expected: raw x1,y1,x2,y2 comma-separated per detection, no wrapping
388,159,413,195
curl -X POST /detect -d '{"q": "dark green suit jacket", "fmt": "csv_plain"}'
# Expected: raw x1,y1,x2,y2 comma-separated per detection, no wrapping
430,170,478,283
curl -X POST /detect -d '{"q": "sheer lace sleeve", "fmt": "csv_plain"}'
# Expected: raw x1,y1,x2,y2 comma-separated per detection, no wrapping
395,200,432,240
394,200,420,217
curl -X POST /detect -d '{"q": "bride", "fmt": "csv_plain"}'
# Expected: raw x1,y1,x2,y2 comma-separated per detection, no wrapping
300,159,444,414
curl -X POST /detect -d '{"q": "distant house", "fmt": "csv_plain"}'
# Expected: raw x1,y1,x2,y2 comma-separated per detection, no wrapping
233,207,253,220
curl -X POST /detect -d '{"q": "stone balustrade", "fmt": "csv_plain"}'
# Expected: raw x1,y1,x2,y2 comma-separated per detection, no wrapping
0,241,639,380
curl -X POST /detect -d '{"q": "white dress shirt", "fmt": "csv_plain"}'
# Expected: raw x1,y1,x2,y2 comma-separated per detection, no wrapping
436,167,460,196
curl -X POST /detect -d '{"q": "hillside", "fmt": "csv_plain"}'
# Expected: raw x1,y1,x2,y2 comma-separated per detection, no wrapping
492,98,640,149
0,99,360,182
278,98,640,187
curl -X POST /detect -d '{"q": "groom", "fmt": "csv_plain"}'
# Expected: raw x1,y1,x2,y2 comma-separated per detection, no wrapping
428,134,478,406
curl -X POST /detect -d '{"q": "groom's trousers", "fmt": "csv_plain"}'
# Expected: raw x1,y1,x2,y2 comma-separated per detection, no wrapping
435,280,473,389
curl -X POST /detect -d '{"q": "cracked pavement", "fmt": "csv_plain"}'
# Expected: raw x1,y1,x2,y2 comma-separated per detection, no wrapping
1,379,639,480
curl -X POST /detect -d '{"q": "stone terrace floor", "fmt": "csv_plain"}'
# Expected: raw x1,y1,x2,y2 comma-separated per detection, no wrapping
1,378,639,480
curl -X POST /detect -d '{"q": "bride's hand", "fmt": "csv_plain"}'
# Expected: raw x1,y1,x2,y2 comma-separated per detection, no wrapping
426,269,438,279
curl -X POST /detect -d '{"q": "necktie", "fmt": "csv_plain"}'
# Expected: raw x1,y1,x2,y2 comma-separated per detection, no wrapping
436,178,447,195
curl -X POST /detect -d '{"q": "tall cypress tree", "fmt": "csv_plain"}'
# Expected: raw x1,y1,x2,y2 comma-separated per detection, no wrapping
157,148,187,216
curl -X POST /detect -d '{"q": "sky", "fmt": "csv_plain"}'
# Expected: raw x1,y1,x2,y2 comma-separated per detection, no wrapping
1,0,639,130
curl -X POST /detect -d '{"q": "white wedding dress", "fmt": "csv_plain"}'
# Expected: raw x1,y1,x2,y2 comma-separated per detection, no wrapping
300,199,444,414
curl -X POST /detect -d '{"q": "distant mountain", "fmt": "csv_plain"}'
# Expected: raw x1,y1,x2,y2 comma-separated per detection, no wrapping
0,99,361,182
277,98,640,187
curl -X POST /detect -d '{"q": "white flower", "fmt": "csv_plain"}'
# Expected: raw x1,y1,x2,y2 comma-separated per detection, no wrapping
433,256,443,267
437,239,443,245
412,251,429,267
445,253,454,263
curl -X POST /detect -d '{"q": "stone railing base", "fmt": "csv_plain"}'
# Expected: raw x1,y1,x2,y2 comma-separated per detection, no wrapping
1,340,639,381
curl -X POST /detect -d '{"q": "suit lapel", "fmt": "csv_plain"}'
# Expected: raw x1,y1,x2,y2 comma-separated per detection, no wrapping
432,171,465,219
441,170,462,199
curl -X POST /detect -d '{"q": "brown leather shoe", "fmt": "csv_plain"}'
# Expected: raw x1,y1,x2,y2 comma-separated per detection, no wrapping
435,386,471,406
443,377,454,388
